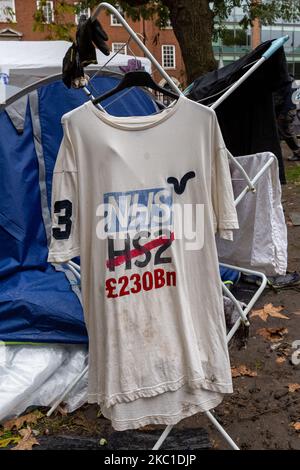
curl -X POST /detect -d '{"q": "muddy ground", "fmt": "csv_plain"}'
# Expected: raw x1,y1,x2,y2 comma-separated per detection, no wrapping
2,148,300,451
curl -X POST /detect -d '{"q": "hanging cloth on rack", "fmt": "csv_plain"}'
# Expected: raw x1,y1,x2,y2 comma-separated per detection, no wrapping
217,152,287,276
62,16,110,89
48,95,239,430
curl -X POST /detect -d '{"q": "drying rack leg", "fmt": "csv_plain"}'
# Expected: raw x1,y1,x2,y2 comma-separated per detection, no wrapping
152,425,174,450
46,364,88,417
205,411,239,450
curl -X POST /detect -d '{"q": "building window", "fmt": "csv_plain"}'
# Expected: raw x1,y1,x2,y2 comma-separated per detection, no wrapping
36,1,54,24
110,4,124,26
0,0,16,22
74,3,90,25
162,45,176,69
112,42,127,55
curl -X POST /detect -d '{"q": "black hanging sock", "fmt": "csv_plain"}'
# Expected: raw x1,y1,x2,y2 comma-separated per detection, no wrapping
62,16,110,89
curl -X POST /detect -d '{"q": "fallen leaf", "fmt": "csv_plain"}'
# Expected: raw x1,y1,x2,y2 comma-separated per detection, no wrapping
11,427,39,451
264,304,289,320
276,357,286,364
250,307,269,322
251,303,289,322
288,383,300,393
3,411,43,431
257,327,288,342
291,422,300,431
0,436,21,448
231,365,257,378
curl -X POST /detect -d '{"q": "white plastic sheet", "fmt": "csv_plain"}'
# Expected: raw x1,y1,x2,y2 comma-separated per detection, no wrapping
0,343,88,423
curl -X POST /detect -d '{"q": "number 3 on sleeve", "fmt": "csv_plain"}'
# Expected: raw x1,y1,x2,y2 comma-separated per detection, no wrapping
52,199,73,240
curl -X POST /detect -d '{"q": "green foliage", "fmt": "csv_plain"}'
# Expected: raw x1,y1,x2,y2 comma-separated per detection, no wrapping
32,0,300,41
0,430,21,448
212,1,300,29
88,0,300,29
33,0,80,40
222,28,247,46
32,0,169,40
213,1,300,42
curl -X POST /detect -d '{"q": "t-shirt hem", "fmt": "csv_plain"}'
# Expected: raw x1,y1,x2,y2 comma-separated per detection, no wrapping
214,220,239,240
217,220,239,229
87,376,233,408
100,395,224,431
48,248,80,263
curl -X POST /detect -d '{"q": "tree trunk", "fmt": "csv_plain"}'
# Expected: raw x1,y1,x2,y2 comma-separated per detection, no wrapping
164,0,216,84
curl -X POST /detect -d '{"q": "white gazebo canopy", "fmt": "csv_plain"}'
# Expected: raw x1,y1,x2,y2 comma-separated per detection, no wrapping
0,40,151,88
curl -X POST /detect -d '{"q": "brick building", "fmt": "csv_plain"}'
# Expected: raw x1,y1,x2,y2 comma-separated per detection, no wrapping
0,0,185,87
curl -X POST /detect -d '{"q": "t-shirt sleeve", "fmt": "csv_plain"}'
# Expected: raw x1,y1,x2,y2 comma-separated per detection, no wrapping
211,112,239,240
48,118,80,263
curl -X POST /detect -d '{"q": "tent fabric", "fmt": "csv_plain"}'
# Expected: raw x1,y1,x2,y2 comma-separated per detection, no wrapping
0,41,151,88
0,41,151,71
0,41,72,69
0,76,157,344
189,40,288,184
5,96,27,134
0,268,85,344
219,266,240,286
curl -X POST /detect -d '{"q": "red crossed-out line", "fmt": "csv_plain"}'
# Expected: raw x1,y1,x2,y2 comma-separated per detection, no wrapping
106,232,174,270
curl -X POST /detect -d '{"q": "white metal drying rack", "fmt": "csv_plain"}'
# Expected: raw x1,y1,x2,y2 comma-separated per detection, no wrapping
49,2,289,451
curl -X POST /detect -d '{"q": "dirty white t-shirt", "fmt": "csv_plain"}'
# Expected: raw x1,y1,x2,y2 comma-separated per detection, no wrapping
48,95,239,430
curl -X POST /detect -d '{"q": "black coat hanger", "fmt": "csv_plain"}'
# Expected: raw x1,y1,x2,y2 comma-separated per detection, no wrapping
92,70,180,105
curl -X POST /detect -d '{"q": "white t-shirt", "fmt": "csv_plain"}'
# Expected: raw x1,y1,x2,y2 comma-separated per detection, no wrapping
48,95,239,430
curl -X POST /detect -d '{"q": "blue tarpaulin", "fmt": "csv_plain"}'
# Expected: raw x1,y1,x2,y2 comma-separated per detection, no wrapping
0,77,157,343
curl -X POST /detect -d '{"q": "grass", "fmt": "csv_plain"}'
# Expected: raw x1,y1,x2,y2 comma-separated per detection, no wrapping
285,164,300,183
